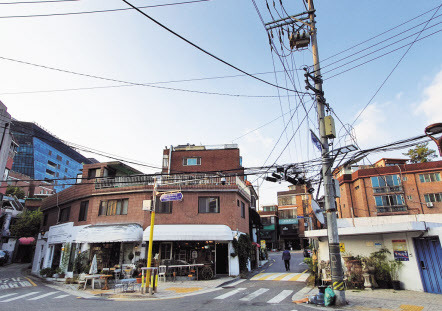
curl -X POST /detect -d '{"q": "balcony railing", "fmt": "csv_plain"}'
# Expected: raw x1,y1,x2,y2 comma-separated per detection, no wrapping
373,186,403,194
376,205,407,213
95,174,251,199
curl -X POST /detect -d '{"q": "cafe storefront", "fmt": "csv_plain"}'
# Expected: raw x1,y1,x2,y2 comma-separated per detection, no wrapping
143,224,238,277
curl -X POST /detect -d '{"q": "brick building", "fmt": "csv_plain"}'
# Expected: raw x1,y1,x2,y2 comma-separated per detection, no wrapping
335,158,442,218
277,184,315,250
32,144,253,278
259,205,278,250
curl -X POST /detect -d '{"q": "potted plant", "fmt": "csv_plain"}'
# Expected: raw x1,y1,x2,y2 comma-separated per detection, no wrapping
369,248,392,288
389,260,404,290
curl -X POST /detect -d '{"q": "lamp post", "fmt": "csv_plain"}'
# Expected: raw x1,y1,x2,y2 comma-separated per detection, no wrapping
425,123,442,156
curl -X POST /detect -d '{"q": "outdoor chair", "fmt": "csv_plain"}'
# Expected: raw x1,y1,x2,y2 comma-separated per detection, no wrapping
158,265,166,282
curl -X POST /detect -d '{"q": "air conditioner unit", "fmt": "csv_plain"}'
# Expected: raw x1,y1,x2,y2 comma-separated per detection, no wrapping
426,202,434,208
142,200,152,211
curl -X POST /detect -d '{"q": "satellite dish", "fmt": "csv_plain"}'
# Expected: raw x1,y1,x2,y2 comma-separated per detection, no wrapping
311,200,325,224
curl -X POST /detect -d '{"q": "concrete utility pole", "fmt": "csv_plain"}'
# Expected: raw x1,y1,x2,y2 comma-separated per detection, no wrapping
307,0,346,305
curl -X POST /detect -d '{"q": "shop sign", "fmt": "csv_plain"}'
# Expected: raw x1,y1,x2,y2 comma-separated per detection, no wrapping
339,243,345,252
392,239,409,261
260,240,266,249
278,218,298,225
160,192,183,202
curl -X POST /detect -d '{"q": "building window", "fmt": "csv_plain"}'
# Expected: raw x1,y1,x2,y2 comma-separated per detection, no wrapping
407,195,412,200
46,169,55,176
198,197,220,213
98,199,129,216
156,198,172,214
160,243,172,260
241,201,245,218
162,155,169,168
424,193,442,203
58,207,71,223
65,168,68,173
78,201,89,221
66,160,69,165
48,150,52,156
355,186,360,190
56,155,62,161
374,195,404,207
279,208,297,219
371,175,400,188
183,157,201,166
278,195,296,206
419,173,441,183
262,205,277,212
237,199,240,207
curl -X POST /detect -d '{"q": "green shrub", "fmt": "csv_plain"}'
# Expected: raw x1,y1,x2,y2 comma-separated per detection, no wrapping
40,267,56,277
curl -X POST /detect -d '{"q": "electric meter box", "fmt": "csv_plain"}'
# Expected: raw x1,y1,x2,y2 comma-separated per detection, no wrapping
324,115,336,138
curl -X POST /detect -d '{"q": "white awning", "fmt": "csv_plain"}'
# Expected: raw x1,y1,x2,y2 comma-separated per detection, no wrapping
76,223,143,243
143,225,234,241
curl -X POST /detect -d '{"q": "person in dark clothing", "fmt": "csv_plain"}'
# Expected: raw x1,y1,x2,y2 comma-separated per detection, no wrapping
282,248,291,271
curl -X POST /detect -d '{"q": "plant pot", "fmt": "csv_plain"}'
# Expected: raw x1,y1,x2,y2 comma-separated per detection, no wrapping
342,256,354,263
136,278,142,284
377,280,392,289
391,280,401,290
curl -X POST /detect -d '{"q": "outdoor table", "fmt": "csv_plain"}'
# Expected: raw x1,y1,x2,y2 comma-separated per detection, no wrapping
100,274,113,290
166,264,205,280
83,274,102,290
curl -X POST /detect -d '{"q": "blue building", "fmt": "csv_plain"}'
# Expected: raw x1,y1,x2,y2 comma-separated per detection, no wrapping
11,121,92,192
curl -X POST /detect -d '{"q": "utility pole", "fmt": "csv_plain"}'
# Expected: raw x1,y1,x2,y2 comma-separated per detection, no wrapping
307,0,346,305
144,177,157,294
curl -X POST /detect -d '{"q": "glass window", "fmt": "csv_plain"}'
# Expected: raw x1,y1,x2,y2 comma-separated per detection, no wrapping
183,157,201,166
58,207,70,223
56,155,62,161
371,177,380,188
198,197,220,213
121,199,128,215
241,201,245,218
419,173,441,183
99,201,107,216
278,195,296,206
43,213,48,226
424,193,442,203
78,201,88,221
156,199,172,214
374,196,383,207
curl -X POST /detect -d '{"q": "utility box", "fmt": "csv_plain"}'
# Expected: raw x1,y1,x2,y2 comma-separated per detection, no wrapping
324,115,336,138
142,200,152,211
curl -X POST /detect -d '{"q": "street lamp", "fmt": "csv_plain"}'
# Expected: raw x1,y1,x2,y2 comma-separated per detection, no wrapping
425,123,442,156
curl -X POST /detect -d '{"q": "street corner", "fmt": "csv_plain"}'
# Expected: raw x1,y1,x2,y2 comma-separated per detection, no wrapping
164,286,203,294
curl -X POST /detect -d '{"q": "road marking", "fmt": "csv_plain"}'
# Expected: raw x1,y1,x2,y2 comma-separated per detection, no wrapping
25,277,37,287
265,273,286,280
287,274,303,281
0,293,18,300
54,294,70,299
0,292,39,302
267,290,293,304
272,273,292,281
225,279,246,287
252,273,279,280
214,288,246,300
292,286,314,301
28,292,58,300
239,288,269,301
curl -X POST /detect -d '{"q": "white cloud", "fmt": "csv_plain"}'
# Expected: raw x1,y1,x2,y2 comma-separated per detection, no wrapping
415,70,442,124
353,103,391,147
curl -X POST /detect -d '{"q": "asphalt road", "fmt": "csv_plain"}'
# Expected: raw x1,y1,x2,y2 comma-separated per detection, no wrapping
0,254,314,311
263,251,308,274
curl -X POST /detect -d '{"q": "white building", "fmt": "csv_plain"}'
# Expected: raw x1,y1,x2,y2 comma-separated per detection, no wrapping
305,214,442,294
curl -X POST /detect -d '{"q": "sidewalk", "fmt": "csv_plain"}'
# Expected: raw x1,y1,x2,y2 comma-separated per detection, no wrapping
34,274,239,301
299,288,442,311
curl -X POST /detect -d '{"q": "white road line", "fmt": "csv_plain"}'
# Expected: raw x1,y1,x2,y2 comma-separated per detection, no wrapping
225,279,246,287
28,292,58,300
267,290,293,304
53,294,70,299
281,273,299,281
0,292,39,302
292,286,314,301
239,288,269,301
214,288,246,300
265,273,285,280
0,293,18,300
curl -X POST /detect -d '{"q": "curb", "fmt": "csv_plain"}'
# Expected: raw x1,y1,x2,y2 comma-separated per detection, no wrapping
217,277,241,288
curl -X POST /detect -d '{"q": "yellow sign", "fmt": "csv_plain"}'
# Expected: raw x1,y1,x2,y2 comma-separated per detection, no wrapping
260,240,266,249
339,243,345,252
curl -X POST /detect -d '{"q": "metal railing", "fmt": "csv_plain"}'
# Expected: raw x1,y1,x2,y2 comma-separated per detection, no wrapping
376,205,408,213
373,186,403,194
95,175,155,189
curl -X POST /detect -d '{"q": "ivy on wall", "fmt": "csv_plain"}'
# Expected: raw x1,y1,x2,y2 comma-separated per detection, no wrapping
232,234,252,273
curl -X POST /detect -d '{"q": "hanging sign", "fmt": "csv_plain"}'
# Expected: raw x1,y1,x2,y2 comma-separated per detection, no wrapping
310,130,323,151
392,239,409,261
160,192,183,202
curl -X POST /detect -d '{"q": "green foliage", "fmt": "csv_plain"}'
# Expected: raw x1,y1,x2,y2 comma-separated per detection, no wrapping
6,186,25,199
304,257,318,280
60,243,71,273
232,234,252,273
40,267,56,277
73,250,90,274
9,209,43,238
369,248,392,282
403,142,437,163
389,260,404,280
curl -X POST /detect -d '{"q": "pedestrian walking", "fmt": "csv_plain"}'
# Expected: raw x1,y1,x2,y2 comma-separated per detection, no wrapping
282,248,291,271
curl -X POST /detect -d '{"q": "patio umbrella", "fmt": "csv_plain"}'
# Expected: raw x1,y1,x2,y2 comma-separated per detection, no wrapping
89,254,98,275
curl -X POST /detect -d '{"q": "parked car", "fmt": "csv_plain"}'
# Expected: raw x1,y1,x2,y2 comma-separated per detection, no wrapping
0,250,9,265
303,249,312,257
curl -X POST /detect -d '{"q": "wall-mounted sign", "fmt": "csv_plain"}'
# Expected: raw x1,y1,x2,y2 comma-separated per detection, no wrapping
278,218,299,225
375,242,382,248
339,243,345,253
260,240,266,249
160,192,183,202
392,239,409,261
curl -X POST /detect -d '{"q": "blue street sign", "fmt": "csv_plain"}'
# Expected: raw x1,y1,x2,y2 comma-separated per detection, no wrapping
310,130,322,151
160,192,183,202
297,216,304,219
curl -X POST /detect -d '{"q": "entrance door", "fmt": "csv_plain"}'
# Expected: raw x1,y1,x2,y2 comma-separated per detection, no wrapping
414,237,442,294
215,243,228,274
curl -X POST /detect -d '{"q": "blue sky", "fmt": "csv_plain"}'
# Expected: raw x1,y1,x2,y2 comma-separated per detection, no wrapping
1,0,441,205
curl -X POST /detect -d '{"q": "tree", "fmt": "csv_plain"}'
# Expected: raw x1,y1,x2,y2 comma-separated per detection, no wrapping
403,142,437,163
6,186,25,199
9,209,43,238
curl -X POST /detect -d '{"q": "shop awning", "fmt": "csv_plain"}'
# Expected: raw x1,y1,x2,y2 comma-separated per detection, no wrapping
76,223,143,243
143,225,234,241
19,237,35,245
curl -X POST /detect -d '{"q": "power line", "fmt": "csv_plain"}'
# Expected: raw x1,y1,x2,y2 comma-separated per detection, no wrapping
121,0,298,93
0,0,210,18
0,55,309,97
0,0,77,4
